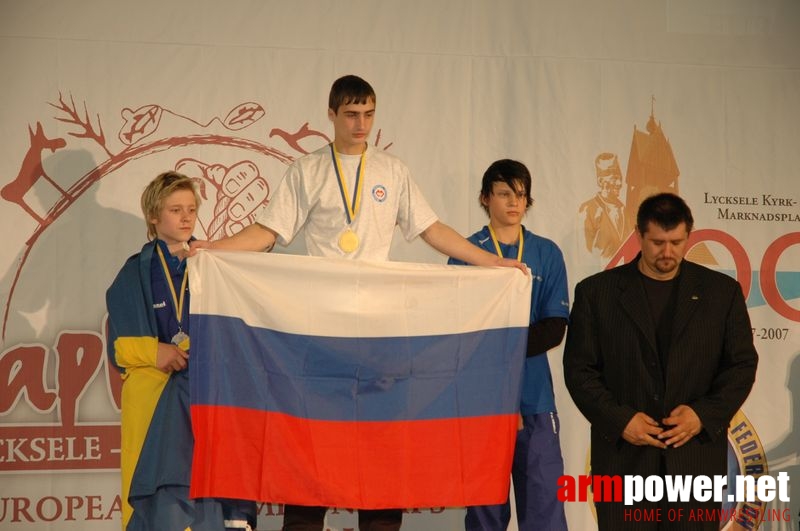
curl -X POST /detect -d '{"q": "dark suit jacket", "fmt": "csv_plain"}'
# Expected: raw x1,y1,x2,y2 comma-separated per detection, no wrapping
563,256,758,479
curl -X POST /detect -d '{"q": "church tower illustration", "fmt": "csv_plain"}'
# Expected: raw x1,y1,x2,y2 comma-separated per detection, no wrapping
623,99,680,225
624,99,716,265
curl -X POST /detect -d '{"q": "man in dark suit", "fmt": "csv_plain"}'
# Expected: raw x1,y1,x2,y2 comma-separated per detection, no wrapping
563,193,758,530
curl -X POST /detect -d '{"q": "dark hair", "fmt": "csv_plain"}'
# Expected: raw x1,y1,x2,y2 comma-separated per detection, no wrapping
479,159,534,214
636,192,694,235
328,75,376,113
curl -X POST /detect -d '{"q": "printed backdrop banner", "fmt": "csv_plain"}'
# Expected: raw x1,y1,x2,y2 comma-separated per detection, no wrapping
1,1,799,529
187,250,531,508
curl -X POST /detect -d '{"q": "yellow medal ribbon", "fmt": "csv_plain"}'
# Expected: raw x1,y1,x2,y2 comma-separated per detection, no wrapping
156,244,190,350
487,225,524,261
330,143,366,224
330,143,366,253
489,225,524,433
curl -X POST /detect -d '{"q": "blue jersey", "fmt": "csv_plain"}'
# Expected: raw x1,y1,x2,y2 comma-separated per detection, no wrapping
449,226,569,414
150,239,191,350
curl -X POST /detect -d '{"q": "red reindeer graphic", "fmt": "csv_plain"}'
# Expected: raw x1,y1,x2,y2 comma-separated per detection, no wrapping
1,122,68,225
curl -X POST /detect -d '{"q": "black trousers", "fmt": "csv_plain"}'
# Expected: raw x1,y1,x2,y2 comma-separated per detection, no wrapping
282,504,402,531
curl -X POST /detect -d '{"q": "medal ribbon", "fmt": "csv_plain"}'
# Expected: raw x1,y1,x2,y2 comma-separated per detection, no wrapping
156,245,188,330
487,225,524,261
330,143,366,224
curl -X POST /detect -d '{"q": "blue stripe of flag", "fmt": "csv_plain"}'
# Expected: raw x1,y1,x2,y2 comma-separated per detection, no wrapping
190,314,526,422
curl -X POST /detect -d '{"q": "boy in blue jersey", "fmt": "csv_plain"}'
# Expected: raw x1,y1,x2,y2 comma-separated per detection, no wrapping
106,171,257,531
448,159,570,531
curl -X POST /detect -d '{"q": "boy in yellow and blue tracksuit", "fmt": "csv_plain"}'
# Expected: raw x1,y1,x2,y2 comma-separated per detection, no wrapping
106,171,256,531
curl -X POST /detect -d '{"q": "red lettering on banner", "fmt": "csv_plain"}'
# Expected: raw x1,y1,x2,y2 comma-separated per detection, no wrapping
65,495,84,521
55,332,103,427
0,331,112,419
108,495,122,519
0,345,57,412
38,496,60,522
13,497,34,523
0,427,119,470
0,495,119,523
0,327,122,472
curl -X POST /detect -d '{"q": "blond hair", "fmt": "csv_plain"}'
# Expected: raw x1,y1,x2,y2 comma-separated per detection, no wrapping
140,171,201,240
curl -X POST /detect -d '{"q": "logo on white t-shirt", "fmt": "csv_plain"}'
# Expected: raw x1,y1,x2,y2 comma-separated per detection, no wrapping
372,184,388,203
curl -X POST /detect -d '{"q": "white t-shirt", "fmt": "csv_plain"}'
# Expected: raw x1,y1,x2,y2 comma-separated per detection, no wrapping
257,143,438,261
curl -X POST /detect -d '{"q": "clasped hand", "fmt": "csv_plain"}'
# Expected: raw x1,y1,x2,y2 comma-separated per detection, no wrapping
622,405,701,449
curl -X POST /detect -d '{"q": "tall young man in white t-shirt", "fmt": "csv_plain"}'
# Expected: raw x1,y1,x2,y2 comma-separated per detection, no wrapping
192,75,525,530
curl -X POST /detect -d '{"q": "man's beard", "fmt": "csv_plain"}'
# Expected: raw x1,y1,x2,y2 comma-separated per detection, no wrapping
656,258,678,273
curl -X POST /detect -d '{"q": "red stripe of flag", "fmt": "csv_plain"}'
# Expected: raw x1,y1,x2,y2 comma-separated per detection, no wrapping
190,405,516,508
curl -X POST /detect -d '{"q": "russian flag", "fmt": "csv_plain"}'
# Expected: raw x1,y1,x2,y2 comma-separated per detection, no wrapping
187,250,531,509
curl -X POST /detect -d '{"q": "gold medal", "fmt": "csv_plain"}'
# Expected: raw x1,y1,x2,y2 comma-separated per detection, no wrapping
338,229,360,253
330,144,366,255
